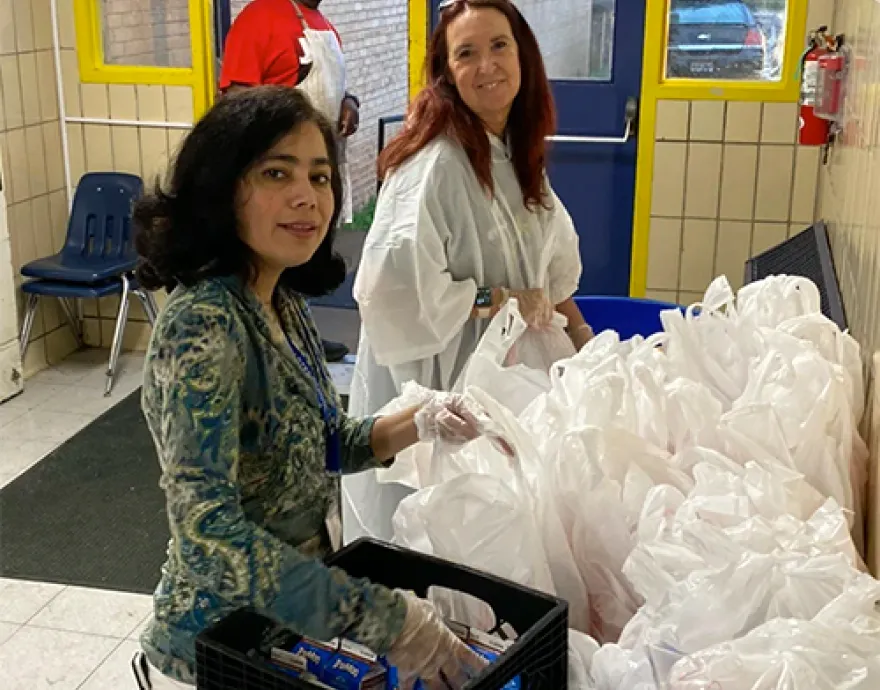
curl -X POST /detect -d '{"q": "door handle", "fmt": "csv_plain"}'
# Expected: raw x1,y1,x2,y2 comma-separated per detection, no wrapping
547,96,639,145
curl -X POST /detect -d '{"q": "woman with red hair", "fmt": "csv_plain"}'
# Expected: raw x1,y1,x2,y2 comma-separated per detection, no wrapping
344,0,591,541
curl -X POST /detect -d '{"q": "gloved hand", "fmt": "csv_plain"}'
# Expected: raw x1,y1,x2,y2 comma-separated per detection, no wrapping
414,392,487,447
387,591,487,689
507,289,554,329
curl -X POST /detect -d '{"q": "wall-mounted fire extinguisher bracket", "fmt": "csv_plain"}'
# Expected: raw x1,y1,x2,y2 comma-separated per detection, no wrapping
799,28,849,164
815,34,849,124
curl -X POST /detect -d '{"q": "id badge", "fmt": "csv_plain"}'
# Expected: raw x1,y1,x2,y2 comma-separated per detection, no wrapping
324,430,343,551
325,488,343,552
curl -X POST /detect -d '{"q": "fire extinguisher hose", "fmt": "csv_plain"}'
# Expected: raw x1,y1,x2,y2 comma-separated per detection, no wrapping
794,46,813,82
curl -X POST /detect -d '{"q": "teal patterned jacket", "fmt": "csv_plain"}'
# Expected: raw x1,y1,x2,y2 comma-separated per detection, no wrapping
139,275,407,684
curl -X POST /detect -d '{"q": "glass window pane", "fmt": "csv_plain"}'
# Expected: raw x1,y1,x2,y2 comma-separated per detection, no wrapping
511,0,616,81
666,0,787,81
100,0,192,68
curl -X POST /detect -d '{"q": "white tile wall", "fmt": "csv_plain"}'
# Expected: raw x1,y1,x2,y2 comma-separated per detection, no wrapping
0,141,22,401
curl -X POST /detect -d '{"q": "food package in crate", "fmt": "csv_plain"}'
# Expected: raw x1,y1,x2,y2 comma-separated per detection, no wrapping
268,634,389,690
409,622,522,690
266,621,523,690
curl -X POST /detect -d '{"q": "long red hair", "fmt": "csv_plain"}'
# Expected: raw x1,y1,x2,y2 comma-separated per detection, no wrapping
378,0,556,210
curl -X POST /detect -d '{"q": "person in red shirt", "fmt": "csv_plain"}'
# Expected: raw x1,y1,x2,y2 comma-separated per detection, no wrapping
219,0,360,363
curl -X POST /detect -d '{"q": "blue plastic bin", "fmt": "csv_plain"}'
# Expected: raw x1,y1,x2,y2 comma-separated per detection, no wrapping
574,295,684,340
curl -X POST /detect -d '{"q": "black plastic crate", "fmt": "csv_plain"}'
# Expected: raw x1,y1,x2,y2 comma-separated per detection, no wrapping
743,221,847,331
195,538,568,690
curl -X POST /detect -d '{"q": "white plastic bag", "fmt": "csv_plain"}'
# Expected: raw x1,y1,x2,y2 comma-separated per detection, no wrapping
569,630,601,690
453,299,576,416
735,274,822,329
609,461,866,686
392,387,592,633
545,426,692,643
668,573,880,689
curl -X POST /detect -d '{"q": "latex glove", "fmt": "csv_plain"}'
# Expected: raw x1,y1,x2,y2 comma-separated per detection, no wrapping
508,289,554,329
387,591,487,689
414,392,486,447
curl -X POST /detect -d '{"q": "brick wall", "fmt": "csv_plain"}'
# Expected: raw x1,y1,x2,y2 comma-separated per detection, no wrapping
101,0,191,68
229,0,409,211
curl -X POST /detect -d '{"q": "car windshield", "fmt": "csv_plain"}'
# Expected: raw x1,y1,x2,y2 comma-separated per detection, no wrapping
671,1,751,25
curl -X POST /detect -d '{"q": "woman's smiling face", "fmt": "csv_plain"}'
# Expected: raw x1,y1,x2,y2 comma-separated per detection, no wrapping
445,6,521,135
236,121,336,274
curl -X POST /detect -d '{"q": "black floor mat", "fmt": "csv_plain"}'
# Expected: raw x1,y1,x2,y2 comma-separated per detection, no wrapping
0,388,352,594
0,389,168,594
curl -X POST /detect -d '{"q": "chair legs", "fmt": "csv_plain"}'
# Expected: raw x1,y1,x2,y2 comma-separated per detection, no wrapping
18,294,39,361
58,297,84,349
134,289,159,326
105,275,132,397
18,277,155,396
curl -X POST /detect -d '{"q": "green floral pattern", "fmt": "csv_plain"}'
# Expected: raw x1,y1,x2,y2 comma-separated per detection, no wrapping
138,276,406,684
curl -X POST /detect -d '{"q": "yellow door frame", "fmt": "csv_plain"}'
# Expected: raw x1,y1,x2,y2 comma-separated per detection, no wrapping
72,0,215,119
408,0,429,97
407,0,808,299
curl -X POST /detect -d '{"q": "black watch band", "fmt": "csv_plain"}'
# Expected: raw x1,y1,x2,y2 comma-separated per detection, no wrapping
475,287,493,308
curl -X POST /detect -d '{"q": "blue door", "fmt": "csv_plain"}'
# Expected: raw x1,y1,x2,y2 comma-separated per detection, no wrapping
430,0,647,296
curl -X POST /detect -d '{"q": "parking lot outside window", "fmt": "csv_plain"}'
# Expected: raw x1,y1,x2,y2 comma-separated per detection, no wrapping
666,0,788,82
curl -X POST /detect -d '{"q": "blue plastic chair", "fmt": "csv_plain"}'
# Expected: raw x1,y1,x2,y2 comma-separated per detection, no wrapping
18,172,158,395
573,295,685,340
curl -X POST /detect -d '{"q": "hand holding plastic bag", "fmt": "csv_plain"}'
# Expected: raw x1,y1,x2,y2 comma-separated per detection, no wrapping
508,312,578,372
507,288,554,328
394,387,592,634
374,382,512,491
387,591,487,689
454,301,554,416
414,391,489,448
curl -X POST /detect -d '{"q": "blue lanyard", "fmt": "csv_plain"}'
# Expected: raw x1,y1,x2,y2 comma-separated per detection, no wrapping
283,327,341,475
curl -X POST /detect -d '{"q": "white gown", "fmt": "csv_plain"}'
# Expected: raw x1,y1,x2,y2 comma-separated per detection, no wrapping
342,133,582,543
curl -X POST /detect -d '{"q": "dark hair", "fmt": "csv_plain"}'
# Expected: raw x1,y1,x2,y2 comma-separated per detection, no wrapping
378,0,555,210
134,85,346,296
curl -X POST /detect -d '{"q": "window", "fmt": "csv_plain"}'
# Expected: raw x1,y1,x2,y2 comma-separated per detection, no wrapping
666,0,788,82
73,0,214,117
513,0,616,81
99,0,193,69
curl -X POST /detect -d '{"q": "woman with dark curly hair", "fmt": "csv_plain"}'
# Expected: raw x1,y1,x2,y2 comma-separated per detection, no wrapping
131,85,486,690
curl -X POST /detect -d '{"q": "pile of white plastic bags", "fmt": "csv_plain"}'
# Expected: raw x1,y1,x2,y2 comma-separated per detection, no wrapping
379,274,874,689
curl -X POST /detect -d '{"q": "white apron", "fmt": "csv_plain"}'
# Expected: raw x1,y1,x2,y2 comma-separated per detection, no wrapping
290,0,353,223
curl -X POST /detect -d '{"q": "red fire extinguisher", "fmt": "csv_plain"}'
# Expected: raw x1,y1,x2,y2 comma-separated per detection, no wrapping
799,28,831,146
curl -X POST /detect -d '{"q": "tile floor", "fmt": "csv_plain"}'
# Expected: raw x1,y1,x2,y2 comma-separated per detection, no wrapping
0,346,356,688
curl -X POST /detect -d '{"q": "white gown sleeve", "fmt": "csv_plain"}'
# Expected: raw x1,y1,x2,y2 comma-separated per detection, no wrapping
545,188,583,305
354,156,479,368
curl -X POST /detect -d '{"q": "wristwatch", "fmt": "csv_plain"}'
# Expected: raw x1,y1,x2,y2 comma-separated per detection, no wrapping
474,287,493,319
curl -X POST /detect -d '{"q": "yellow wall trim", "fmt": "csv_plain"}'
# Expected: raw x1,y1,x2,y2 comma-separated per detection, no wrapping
408,0,428,99
628,0,668,297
